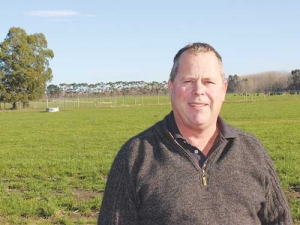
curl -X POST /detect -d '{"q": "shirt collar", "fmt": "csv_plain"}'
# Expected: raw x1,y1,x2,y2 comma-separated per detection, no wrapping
166,111,237,140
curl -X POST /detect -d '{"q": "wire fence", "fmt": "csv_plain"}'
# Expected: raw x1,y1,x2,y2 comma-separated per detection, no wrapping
0,95,171,110
0,92,300,111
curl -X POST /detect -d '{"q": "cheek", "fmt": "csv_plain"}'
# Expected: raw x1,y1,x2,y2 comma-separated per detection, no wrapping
173,86,189,98
207,88,225,101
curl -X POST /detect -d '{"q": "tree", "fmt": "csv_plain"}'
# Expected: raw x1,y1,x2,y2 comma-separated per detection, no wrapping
227,74,239,93
46,84,62,98
0,27,54,109
290,69,300,90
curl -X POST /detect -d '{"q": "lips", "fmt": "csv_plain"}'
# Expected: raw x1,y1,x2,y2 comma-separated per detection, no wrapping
189,102,208,107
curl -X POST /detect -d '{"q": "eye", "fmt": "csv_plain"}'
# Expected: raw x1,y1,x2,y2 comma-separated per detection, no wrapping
183,80,192,84
204,80,215,84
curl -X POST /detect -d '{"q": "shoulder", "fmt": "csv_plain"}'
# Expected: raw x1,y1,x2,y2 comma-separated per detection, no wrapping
233,126,266,153
116,119,167,159
225,123,274,167
219,117,265,149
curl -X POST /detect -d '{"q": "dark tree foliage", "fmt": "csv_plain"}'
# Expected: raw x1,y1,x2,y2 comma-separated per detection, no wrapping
227,74,239,93
290,69,300,90
46,84,61,98
0,27,54,109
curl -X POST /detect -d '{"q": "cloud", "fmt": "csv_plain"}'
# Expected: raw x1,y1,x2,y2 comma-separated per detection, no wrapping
27,10,79,18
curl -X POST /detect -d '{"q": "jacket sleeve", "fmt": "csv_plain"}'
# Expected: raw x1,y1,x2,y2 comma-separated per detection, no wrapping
97,146,139,225
258,152,293,225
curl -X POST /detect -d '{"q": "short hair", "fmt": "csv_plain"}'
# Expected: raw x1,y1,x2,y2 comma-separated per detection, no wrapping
169,42,225,82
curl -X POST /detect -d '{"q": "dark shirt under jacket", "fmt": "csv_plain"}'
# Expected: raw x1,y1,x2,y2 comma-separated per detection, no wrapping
166,111,234,168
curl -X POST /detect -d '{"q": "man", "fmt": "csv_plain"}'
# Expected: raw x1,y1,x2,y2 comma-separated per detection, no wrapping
98,42,292,224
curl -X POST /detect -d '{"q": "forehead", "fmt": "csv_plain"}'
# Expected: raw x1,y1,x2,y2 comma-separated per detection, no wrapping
177,51,222,75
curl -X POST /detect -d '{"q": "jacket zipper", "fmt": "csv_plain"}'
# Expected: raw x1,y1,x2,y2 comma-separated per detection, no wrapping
169,132,208,186
202,161,208,186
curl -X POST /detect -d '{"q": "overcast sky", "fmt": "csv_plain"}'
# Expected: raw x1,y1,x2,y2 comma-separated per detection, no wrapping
1,0,299,85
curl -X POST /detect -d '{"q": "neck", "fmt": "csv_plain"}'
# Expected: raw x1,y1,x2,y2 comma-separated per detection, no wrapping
178,123,219,156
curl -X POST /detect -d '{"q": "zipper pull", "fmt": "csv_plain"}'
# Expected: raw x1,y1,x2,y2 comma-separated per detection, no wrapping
202,171,207,186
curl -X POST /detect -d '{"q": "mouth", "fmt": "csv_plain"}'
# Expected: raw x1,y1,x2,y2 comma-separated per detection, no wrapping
189,102,208,107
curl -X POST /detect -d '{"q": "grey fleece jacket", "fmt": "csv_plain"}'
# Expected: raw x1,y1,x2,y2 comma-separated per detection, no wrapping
98,114,293,225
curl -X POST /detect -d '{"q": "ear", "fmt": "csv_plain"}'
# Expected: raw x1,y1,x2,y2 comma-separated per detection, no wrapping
168,79,173,95
222,80,228,102
223,80,228,93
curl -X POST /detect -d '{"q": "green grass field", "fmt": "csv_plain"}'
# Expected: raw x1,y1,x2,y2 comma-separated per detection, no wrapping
0,94,299,224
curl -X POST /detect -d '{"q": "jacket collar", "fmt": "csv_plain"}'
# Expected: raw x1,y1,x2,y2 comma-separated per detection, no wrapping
165,111,237,140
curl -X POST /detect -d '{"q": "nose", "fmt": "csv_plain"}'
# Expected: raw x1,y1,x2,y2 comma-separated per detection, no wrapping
192,81,205,95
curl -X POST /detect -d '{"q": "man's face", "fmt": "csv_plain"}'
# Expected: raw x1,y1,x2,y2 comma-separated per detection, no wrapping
168,51,227,132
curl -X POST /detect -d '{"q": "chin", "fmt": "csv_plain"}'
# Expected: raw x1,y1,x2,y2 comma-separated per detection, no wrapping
192,115,209,124
191,120,207,127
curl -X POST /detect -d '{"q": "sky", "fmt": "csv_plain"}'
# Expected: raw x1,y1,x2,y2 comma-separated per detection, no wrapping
1,0,299,85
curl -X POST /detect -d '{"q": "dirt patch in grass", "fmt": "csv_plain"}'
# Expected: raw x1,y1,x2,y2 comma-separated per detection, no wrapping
287,185,300,199
72,188,103,203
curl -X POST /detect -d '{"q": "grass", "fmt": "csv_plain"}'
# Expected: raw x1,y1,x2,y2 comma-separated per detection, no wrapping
0,94,299,224
0,105,169,224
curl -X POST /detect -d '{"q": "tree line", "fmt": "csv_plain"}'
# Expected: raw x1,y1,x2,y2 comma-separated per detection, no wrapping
46,81,168,99
227,70,300,94
47,70,300,99
1,27,299,110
